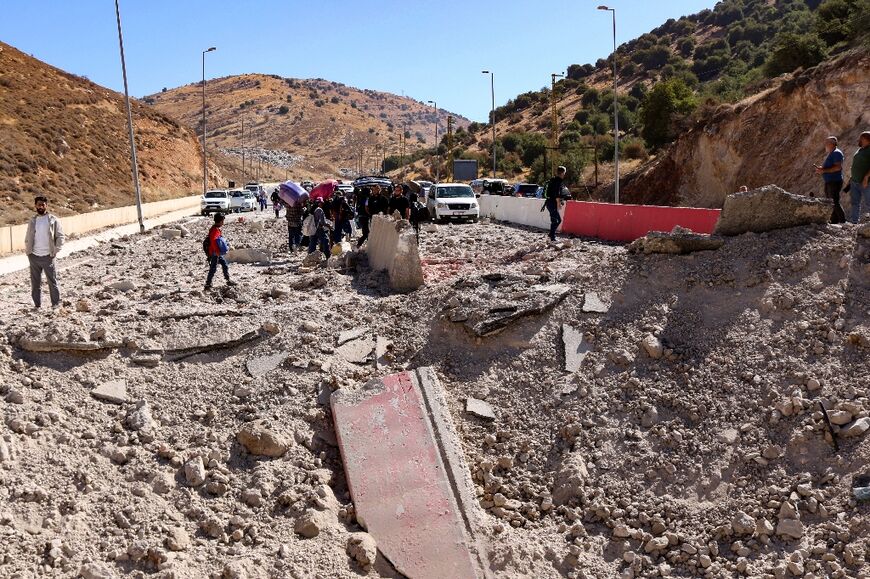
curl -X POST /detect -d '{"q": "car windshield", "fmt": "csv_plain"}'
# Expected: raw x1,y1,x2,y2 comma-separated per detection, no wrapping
517,184,538,192
205,191,227,198
436,186,474,199
231,191,242,197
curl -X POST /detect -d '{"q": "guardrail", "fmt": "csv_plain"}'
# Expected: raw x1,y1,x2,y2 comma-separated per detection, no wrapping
0,195,201,255
478,195,720,242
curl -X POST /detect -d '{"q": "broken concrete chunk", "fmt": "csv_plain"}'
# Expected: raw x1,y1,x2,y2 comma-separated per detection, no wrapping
775,518,804,540
336,337,374,365
562,324,591,372
466,397,496,421
330,369,487,578
347,532,378,568
582,292,609,313
90,380,128,404
160,228,183,240
714,185,832,236
108,280,136,292
245,351,289,378
337,327,369,346
367,215,424,292
840,417,870,438
375,336,392,370
628,226,725,254
237,420,291,457
552,451,589,506
641,334,664,359
225,248,272,264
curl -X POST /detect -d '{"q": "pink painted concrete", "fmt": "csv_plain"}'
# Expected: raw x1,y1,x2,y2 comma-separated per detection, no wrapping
331,371,480,578
560,200,721,242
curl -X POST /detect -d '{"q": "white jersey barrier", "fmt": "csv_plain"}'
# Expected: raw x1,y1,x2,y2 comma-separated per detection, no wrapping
0,195,201,255
478,194,564,231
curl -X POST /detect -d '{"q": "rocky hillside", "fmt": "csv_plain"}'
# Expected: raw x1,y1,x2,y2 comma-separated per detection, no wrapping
0,42,231,226
621,49,870,207
146,75,469,179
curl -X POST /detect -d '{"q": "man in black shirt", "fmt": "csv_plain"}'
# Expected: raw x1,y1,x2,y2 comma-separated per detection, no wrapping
388,185,411,219
355,187,371,248
368,185,389,217
542,166,566,242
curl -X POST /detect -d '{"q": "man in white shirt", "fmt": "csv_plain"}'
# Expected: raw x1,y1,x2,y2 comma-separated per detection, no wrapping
24,196,65,308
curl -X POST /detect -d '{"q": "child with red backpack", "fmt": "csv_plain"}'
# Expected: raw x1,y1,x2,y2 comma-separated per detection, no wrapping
203,213,236,290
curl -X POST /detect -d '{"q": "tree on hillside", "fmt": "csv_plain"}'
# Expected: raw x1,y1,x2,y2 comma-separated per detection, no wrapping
640,78,697,149
764,32,828,76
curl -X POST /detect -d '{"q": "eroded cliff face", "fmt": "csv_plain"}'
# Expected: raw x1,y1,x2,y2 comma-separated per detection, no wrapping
622,50,870,208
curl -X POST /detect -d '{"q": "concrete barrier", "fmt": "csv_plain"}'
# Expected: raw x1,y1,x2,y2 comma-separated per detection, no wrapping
479,194,563,231
479,195,720,242
367,215,424,291
0,195,201,256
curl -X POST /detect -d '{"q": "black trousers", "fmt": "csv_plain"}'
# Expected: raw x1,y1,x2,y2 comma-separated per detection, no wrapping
825,180,846,224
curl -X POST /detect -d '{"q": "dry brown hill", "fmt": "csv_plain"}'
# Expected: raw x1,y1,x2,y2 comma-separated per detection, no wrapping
621,50,870,207
145,74,469,180
0,41,233,226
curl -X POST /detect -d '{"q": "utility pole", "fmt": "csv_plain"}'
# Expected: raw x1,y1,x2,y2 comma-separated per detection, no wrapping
481,70,496,178
550,72,565,175
113,0,144,233
427,100,439,182
201,46,216,196
241,116,245,183
447,116,454,181
598,5,619,203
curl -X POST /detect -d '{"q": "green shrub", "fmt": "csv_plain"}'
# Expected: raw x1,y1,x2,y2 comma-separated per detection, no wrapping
764,32,828,76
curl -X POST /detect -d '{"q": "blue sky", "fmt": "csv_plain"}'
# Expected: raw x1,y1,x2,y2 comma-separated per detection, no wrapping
1,0,715,122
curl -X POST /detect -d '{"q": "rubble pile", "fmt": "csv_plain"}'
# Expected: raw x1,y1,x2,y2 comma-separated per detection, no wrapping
0,211,867,578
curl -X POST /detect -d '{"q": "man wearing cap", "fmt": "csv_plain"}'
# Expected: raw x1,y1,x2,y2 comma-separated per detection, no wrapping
24,196,65,308
848,131,870,223
541,166,566,242
815,136,846,223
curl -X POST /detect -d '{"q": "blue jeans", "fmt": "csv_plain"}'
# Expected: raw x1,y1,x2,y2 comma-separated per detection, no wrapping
206,255,229,286
288,226,302,250
308,230,329,255
545,199,562,241
850,180,870,223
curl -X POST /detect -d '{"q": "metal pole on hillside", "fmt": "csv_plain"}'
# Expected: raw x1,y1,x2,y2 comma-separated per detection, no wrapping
598,5,619,203
481,70,496,178
427,100,439,182
201,46,216,196
114,0,144,233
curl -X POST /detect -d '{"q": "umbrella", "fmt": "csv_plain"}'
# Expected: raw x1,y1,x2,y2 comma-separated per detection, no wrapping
278,181,307,206
309,179,338,201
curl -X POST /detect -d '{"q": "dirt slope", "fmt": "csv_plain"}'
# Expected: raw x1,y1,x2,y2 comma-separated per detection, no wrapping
146,74,469,179
0,42,235,226
621,49,870,207
0,212,868,577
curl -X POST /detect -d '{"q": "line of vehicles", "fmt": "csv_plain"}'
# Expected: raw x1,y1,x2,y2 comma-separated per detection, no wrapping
199,177,545,223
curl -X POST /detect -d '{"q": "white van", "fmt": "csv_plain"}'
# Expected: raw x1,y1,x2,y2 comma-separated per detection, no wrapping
201,190,231,215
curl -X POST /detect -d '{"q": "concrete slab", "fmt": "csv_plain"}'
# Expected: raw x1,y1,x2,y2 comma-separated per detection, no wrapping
562,324,592,372
374,336,391,371
337,327,369,346
90,380,128,404
335,337,374,365
582,292,610,314
331,368,489,578
245,351,289,378
466,397,496,421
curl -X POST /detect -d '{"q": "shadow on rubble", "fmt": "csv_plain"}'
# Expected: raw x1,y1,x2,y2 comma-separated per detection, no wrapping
15,348,113,371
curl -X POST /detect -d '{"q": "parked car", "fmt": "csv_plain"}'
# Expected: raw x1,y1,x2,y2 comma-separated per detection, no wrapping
471,178,511,196
512,183,540,198
417,180,433,198
230,189,256,213
200,189,231,215
426,183,479,223
244,182,265,198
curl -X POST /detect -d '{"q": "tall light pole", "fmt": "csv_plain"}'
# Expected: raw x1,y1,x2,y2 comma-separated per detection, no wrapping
201,46,216,196
481,70,496,178
427,100,439,182
598,5,619,203
113,0,144,233
550,72,565,176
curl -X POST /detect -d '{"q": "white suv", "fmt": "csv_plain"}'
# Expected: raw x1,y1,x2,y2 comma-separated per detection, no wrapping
201,190,231,215
426,184,479,223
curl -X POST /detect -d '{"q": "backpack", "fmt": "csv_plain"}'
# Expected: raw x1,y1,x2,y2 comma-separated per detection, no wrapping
202,234,210,256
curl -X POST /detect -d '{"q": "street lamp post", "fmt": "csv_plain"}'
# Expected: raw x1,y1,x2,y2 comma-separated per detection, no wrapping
427,100,439,182
113,0,144,233
598,5,619,203
481,70,496,178
201,46,216,196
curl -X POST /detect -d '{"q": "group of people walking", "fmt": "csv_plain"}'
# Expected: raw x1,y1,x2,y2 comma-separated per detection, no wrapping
20,130,870,305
